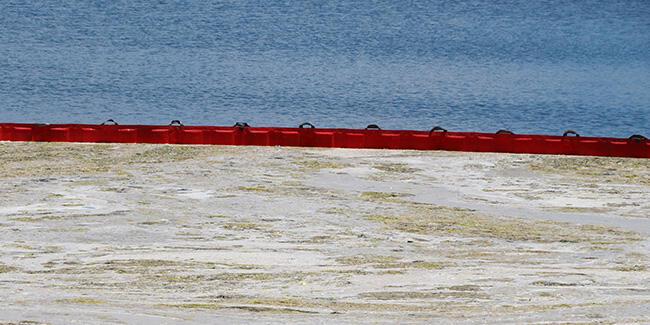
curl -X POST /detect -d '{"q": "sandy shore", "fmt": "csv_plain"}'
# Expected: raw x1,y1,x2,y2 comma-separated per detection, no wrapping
0,142,648,324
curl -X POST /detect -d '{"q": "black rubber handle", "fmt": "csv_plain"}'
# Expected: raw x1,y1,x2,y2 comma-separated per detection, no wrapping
563,130,580,137
169,120,184,126
629,134,648,141
299,122,315,129
100,119,118,126
429,126,448,133
365,124,381,130
233,122,250,128
496,129,514,135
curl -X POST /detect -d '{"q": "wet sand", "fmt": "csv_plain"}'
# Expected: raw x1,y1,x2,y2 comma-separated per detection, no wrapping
0,142,648,324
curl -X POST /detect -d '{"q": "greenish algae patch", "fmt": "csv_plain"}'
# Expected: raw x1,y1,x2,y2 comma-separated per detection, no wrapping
237,186,272,193
359,191,413,203
165,303,318,314
82,259,201,274
614,264,647,272
378,261,445,270
146,271,318,288
222,222,265,231
295,159,349,171
0,143,113,177
335,255,444,270
366,204,641,243
304,235,334,243
10,215,67,222
56,297,105,305
61,203,84,207
11,211,129,223
138,219,168,225
528,156,650,185
531,280,580,287
336,255,399,265
104,259,185,268
158,273,276,283
0,142,217,178
373,163,420,174
359,289,488,300
0,263,18,273
548,206,613,214
46,226,89,233
126,145,209,163
163,296,475,314
493,302,606,314
30,259,235,276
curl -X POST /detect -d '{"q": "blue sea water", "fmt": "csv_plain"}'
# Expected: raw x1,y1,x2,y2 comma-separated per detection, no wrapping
1,1,648,137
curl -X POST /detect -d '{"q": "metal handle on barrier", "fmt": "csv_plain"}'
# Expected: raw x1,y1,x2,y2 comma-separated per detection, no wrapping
563,130,580,137
365,124,381,130
299,122,315,129
496,129,514,135
101,119,118,126
429,126,448,134
169,120,184,126
233,122,250,129
629,134,648,141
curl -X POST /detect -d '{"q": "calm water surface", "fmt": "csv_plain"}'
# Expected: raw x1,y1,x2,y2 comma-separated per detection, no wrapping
1,1,649,137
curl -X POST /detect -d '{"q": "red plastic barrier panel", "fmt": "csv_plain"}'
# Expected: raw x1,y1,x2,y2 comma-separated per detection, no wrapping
0,123,648,159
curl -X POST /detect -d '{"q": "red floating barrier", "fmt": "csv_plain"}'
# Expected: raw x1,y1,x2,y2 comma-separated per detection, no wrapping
0,122,648,159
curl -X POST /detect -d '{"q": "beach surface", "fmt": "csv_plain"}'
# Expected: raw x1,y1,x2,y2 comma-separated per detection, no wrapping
0,142,648,324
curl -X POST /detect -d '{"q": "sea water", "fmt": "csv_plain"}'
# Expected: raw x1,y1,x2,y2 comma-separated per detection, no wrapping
1,1,648,137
